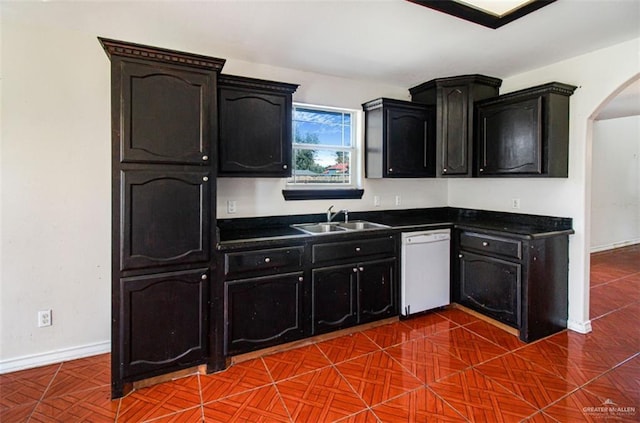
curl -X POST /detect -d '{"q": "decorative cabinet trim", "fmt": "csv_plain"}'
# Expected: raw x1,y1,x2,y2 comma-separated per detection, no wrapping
98,37,225,71
218,74,299,94
409,74,502,95
477,82,577,106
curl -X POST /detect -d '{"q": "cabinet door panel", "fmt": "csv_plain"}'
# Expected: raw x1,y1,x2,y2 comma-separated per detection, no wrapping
121,170,210,270
225,272,303,355
312,265,357,334
441,86,468,175
386,108,433,177
478,97,542,175
120,62,212,164
219,89,290,175
459,251,520,326
359,258,396,323
120,269,208,378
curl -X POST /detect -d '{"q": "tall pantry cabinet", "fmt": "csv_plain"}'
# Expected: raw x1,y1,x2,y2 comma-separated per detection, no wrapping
99,38,225,398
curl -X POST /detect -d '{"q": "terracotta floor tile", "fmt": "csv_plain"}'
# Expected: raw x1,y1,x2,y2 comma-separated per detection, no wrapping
336,350,423,407
361,321,422,349
371,386,467,422
276,367,366,422
463,320,526,351
384,337,469,384
542,388,608,423
429,368,537,422
144,406,203,422
316,332,381,364
29,385,119,423
117,375,201,422
0,402,37,423
0,363,60,410
523,411,560,422
398,312,459,337
435,308,481,326
514,339,625,386
199,358,272,403
43,355,110,399
202,384,290,423
426,327,508,366
582,360,640,407
262,344,332,382
475,353,578,409
335,409,379,422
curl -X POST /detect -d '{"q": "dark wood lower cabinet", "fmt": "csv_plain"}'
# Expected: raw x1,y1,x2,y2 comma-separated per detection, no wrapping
225,272,304,355
312,265,357,335
358,258,396,323
119,268,209,379
458,251,520,326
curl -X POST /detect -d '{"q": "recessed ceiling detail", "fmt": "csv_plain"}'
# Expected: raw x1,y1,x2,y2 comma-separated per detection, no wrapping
408,0,556,29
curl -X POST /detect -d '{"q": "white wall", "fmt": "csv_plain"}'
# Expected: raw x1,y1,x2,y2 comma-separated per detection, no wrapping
591,116,640,251
448,38,640,332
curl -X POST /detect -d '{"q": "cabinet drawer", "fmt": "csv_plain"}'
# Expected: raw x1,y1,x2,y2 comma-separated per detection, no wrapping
224,246,304,278
312,236,395,265
459,232,521,259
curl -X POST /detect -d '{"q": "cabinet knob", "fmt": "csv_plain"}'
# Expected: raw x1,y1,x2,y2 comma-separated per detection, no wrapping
388,168,393,172
480,168,484,172
202,155,209,161
202,176,209,182
355,247,361,252
458,254,463,258
283,164,288,169
298,276,303,282
353,268,358,273
359,266,364,272
443,168,447,173
264,257,271,263
482,242,489,247
201,274,207,280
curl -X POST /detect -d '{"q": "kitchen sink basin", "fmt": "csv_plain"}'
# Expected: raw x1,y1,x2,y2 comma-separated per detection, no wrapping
292,220,389,235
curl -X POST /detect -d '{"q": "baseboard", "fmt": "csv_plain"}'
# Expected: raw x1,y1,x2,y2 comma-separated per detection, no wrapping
591,239,640,253
0,341,110,374
567,319,592,334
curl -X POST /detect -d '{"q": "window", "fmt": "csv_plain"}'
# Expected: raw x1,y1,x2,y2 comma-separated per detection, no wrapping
288,104,358,188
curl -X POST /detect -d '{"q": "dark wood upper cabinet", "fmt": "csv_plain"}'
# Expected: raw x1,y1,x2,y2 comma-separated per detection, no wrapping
218,75,298,177
410,75,502,177
475,82,577,177
363,98,435,178
119,62,214,165
100,37,225,399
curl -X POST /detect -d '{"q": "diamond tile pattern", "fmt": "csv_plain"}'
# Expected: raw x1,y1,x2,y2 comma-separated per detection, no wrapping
1,245,638,422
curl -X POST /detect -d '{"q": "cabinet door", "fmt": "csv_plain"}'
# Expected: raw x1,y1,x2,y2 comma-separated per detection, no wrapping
358,258,396,323
385,107,435,177
119,61,213,165
312,265,358,335
120,268,208,379
458,251,520,326
218,88,291,176
477,97,542,175
440,86,469,176
225,272,304,355
121,170,211,271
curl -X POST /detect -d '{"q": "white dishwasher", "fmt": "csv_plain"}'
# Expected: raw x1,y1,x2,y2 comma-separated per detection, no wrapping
401,229,451,317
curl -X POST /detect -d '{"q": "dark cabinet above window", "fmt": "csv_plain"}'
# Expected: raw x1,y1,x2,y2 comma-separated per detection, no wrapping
410,75,502,177
218,75,299,177
475,82,577,177
362,98,435,178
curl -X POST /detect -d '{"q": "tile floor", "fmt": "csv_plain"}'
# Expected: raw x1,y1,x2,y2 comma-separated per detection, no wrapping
1,245,638,422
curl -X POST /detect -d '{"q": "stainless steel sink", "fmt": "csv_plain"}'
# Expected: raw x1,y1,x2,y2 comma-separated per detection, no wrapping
292,220,389,235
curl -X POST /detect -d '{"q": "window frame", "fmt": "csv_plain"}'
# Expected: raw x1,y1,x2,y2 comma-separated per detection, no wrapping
285,103,363,198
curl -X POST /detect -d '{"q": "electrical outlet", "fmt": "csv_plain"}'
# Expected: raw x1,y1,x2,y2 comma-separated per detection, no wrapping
373,195,381,207
227,200,237,214
38,310,52,327
395,195,401,206
512,198,521,209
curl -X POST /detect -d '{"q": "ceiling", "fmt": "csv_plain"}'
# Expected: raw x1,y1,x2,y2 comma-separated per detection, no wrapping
2,0,639,116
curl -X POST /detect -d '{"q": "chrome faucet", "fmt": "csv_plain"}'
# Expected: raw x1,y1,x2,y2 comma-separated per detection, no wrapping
327,205,349,223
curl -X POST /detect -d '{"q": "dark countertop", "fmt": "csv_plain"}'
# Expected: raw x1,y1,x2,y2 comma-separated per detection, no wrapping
217,207,574,249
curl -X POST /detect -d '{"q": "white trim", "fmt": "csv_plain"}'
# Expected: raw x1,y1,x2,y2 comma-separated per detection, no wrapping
590,238,640,253
0,341,110,374
567,319,593,334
